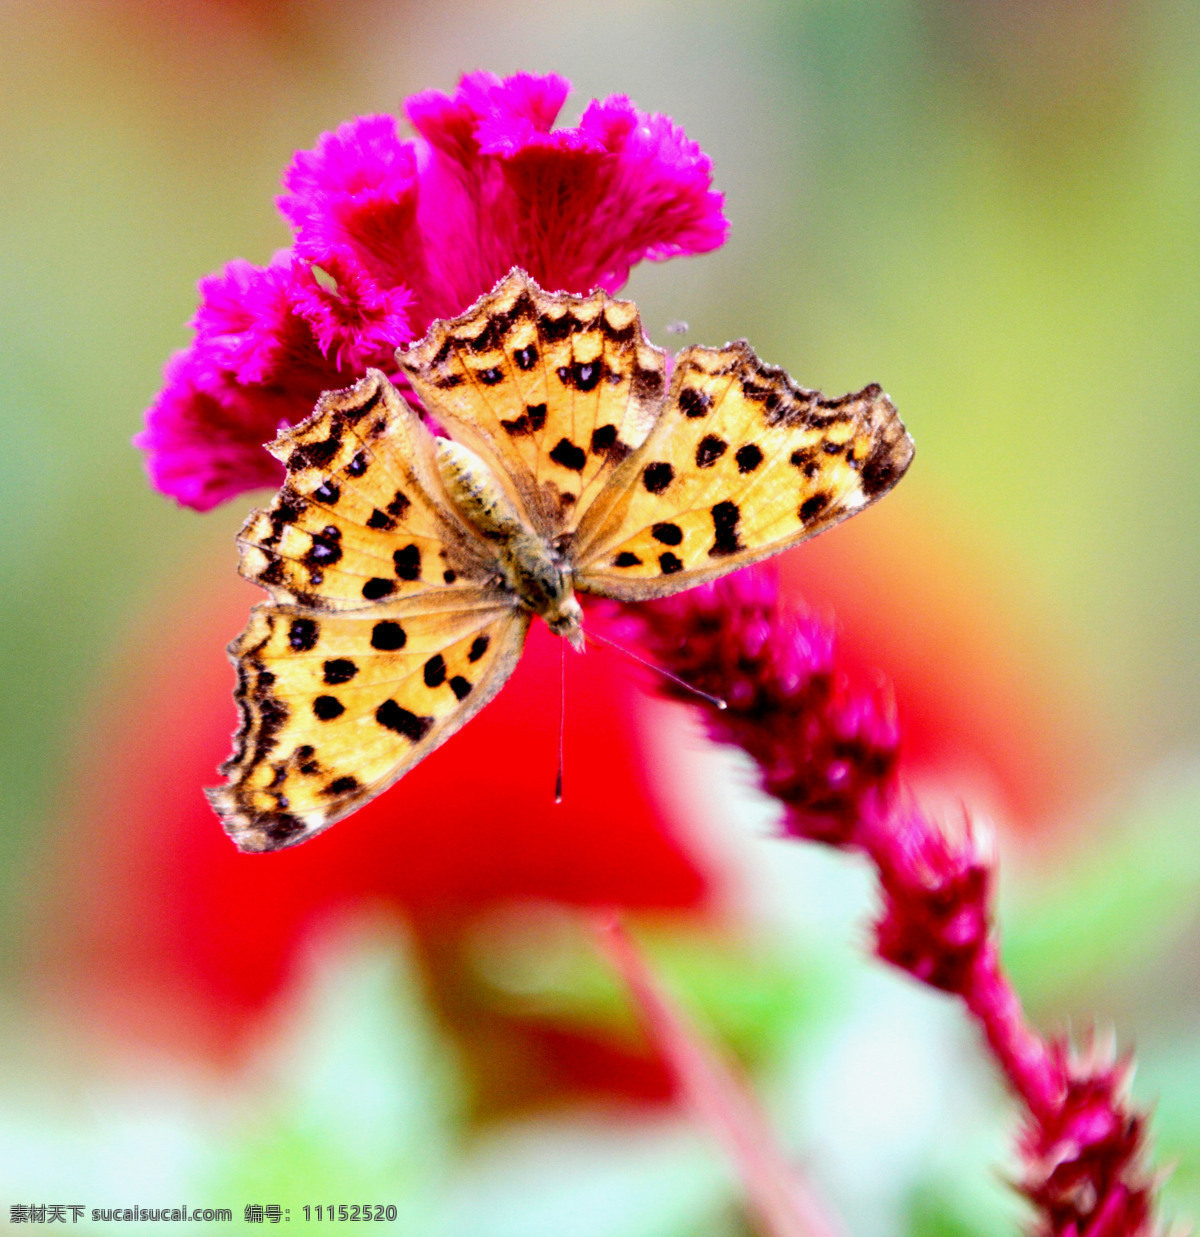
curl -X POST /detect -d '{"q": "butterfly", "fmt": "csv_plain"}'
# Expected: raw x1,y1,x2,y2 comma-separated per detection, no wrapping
208,268,914,851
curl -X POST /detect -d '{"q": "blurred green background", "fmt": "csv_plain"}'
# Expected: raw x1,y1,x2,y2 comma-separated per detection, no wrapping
1,1,1199,1233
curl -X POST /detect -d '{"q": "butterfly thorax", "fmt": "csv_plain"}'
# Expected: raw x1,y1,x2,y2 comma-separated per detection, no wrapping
435,438,584,648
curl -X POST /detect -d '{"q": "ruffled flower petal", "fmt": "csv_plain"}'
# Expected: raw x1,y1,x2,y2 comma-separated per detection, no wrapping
405,74,729,319
139,253,395,509
134,351,290,512
278,115,429,296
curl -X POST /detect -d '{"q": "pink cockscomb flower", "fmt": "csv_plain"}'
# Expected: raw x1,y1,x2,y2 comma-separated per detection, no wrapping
137,71,728,510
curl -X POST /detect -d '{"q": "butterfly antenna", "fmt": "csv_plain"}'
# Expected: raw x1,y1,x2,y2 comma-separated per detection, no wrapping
584,628,727,710
555,636,566,804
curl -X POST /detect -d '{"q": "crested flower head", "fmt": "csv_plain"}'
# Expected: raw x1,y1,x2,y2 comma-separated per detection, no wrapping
137,71,728,510
1018,1037,1157,1237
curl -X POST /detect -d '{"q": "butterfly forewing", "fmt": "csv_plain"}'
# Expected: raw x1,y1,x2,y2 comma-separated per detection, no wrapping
237,371,499,611
399,270,666,537
572,342,914,599
210,602,530,851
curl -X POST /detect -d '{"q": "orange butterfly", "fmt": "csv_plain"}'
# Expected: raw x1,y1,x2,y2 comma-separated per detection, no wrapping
209,269,913,850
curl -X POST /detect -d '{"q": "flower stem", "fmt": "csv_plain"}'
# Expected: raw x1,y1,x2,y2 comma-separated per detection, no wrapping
595,912,847,1237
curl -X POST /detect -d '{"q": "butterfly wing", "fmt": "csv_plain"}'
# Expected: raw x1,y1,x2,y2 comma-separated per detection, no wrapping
237,369,499,611
572,342,914,599
209,600,531,851
214,367,532,851
398,268,668,538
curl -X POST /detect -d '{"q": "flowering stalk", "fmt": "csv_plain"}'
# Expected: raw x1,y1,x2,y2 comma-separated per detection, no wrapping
619,569,1161,1237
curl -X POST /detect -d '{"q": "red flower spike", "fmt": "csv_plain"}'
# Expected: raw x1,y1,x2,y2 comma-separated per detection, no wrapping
868,805,994,994
626,570,900,849
620,565,1163,1236
1019,1039,1157,1237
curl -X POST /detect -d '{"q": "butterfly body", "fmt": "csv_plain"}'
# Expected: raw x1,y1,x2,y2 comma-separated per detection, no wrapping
209,268,914,852
434,437,584,646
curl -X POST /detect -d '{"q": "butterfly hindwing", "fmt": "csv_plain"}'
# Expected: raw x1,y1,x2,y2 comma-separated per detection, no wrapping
237,371,497,611
572,341,914,599
398,269,667,538
209,601,531,851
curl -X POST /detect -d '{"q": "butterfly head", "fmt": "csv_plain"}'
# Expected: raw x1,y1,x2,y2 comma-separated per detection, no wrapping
543,591,585,651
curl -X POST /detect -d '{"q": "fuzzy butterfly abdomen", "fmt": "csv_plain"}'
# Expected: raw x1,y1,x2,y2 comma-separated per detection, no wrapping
435,437,583,645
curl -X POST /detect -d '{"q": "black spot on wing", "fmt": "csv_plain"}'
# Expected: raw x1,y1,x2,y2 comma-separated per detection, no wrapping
367,508,395,531
449,676,472,701
651,522,683,546
477,366,505,386
313,695,344,721
679,387,711,418
590,424,616,452
709,500,743,557
590,423,631,463
393,544,421,581
539,312,574,343
323,775,361,797
322,658,358,685
696,435,728,468
861,438,907,498
288,618,319,651
263,814,306,846
363,577,396,600
443,569,457,584
735,444,763,473
790,447,820,479
549,438,587,472
501,402,547,437
290,434,341,471
313,480,340,504
642,462,674,494
387,490,411,518
799,492,831,522
557,361,604,392
304,526,343,567
376,699,433,742
631,365,664,400
513,344,538,370
468,634,490,662
371,620,406,650
614,551,641,567
423,654,446,688
345,451,368,477
659,552,684,575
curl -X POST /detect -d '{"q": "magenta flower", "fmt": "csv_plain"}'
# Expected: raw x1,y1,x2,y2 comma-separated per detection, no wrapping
137,71,728,511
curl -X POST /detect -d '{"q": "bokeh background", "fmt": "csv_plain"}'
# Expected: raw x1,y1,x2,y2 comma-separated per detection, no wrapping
2,0,1199,1233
